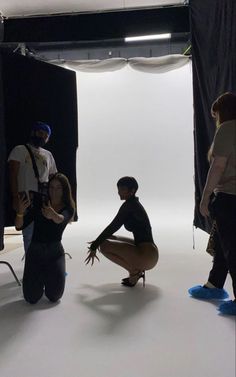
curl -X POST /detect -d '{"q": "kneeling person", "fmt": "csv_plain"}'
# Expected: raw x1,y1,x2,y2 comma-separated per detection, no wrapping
15,173,75,304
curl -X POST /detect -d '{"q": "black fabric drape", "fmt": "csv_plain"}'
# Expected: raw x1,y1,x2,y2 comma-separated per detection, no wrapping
0,55,6,250
190,0,236,233
1,52,78,230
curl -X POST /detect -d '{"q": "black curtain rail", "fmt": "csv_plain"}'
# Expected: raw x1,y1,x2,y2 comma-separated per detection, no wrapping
6,32,188,52
3,6,190,43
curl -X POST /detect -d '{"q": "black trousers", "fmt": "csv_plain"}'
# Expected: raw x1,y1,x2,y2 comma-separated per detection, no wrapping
208,193,236,298
23,241,66,304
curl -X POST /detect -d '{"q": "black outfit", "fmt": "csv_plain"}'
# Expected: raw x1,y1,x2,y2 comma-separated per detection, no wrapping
208,193,236,297
90,196,154,251
20,205,73,304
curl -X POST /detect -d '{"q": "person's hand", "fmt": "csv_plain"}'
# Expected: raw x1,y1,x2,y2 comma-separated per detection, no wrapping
200,195,210,217
41,202,55,219
17,193,30,214
13,196,19,211
84,245,100,266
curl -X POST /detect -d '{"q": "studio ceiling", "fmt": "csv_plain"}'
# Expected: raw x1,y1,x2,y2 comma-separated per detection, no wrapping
0,0,185,18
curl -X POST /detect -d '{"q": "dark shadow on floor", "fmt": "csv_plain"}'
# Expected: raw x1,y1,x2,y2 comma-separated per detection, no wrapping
0,296,61,352
77,282,161,334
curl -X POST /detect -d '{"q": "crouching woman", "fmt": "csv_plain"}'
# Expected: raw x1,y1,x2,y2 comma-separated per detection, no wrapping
85,176,159,287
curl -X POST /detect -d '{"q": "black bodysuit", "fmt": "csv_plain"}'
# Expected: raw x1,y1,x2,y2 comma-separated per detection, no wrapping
91,196,154,250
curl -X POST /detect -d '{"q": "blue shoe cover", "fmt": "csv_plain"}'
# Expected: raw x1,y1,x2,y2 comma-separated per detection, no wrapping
218,301,236,315
188,285,229,300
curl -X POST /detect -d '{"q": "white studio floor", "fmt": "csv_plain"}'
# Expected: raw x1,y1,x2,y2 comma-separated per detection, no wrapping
0,217,235,377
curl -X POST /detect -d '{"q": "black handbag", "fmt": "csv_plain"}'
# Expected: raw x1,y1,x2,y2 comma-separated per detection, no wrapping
206,221,217,256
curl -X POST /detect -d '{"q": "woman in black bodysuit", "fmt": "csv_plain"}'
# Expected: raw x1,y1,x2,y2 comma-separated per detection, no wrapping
15,173,75,304
85,176,159,286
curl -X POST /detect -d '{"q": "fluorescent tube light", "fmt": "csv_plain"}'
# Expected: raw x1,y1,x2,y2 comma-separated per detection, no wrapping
125,33,171,42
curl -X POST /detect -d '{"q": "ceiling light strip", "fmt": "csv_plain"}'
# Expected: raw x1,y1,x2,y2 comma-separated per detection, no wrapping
125,33,171,42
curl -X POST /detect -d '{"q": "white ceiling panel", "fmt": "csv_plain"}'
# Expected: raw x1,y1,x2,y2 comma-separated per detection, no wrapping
0,0,185,18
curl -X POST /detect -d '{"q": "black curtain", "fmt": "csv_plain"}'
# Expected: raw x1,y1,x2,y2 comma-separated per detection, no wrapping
1,51,78,239
0,55,6,250
190,0,236,233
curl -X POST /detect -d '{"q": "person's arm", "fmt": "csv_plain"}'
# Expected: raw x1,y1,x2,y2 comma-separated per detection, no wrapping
84,211,126,266
84,203,130,266
8,160,20,210
15,195,32,230
200,156,227,217
49,153,57,176
89,205,129,251
200,122,234,217
15,212,24,231
41,203,65,224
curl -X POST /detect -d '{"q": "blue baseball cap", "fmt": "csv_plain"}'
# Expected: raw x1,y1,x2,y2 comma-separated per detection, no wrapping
32,121,52,137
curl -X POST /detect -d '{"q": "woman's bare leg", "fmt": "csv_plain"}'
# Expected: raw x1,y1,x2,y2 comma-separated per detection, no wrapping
99,239,158,277
99,240,137,273
112,235,135,245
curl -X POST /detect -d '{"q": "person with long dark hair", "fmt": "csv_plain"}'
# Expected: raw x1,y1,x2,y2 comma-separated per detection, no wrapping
189,92,236,315
85,176,159,286
15,173,75,304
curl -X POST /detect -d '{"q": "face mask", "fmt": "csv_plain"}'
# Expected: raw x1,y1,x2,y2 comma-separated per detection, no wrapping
31,135,46,147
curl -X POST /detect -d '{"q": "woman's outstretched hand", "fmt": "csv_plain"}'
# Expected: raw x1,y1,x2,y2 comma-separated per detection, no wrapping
42,202,55,219
17,193,30,214
85,243,100,266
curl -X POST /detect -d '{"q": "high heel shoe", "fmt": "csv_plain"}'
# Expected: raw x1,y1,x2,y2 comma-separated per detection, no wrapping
121,271,145,287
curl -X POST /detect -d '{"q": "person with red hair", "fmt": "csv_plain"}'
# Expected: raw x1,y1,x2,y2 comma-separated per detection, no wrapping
189,92,236,315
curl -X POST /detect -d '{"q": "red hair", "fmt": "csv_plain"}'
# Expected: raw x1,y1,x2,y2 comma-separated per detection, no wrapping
211,92,236,123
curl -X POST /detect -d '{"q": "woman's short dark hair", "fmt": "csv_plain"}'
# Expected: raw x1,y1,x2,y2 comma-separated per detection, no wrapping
117,176,139,193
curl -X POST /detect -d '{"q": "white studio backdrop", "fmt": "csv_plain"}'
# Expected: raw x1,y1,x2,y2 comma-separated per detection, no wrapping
75,62,195,244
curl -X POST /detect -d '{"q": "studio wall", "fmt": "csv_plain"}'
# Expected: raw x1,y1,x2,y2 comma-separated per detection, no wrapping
75,63,194,238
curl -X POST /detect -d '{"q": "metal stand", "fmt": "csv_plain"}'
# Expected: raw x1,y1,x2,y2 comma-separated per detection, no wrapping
0,261,21,286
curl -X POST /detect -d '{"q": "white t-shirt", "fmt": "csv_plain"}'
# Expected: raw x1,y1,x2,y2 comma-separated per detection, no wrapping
8,144,57,193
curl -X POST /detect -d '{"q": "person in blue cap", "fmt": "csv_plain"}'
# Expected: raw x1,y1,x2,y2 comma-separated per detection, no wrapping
8,121,57,254
15,173,75,304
